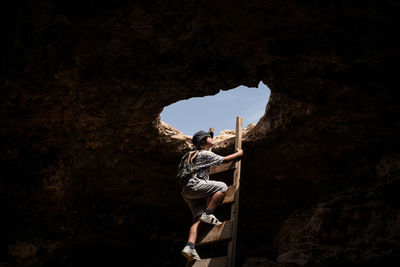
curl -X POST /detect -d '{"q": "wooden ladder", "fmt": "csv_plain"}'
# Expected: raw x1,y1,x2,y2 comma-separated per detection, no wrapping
187,116,243,267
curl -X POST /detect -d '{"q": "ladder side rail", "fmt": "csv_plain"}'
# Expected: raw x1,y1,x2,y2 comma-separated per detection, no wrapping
227,116,242,267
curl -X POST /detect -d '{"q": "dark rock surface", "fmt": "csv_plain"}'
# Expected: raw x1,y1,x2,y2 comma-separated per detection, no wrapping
1,1,399,266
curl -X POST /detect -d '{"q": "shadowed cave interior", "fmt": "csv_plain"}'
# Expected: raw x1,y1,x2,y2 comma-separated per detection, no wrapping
1,1,400,266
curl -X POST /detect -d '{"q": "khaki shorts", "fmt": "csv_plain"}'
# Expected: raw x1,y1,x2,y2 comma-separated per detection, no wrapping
181,177,228,219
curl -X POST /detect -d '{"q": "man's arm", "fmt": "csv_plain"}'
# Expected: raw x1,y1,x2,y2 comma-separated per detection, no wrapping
223,148,243,162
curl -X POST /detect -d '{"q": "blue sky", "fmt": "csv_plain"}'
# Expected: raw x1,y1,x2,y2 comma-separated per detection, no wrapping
161,81,271,136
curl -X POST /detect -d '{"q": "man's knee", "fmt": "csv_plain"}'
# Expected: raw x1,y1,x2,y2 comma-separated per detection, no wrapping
215,191,225,197
220,183,228,193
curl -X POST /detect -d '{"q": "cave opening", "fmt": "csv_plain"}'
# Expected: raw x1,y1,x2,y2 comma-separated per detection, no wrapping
160,81,271,136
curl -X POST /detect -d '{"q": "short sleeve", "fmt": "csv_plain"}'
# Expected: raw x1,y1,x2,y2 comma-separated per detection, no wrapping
205,151,224,165
194,151,224,168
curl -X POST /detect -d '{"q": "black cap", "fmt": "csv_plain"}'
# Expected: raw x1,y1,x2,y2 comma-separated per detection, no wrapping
192,130,214,147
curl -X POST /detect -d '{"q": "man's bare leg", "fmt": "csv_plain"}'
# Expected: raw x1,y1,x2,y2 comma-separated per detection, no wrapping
182,218,201,260
207,191,226,212
187,218,201,244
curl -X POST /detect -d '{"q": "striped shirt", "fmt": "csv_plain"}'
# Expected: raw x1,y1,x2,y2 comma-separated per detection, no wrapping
193,150,224,180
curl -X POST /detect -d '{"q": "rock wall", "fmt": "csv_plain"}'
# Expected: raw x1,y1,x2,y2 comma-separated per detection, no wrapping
1,1,399,266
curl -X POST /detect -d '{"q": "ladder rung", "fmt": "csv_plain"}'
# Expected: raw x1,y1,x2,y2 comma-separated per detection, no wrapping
210,161,236,175
197,220,232,246
222,185,236,204
187,256,228,267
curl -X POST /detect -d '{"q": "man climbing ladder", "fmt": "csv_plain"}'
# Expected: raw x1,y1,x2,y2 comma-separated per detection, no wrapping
179,117,243,266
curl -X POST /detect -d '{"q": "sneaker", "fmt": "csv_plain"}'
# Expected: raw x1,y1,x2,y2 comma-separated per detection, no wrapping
199,212,222,225
181,245,201,261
